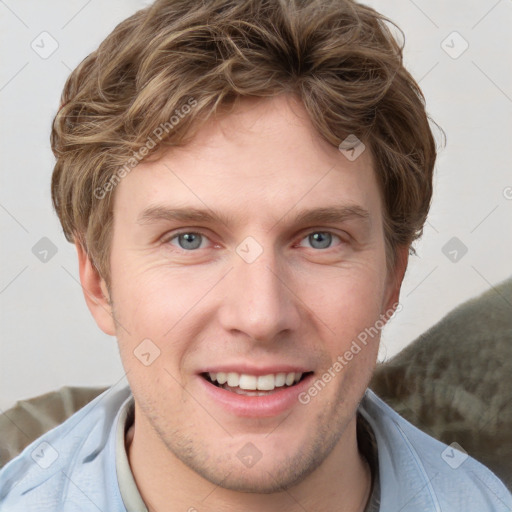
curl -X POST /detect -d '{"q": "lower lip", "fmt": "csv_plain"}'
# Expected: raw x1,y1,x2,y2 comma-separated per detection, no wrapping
197,373,315,417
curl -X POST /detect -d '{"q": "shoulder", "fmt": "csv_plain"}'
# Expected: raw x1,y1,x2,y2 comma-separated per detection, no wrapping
0,385,131,512
360,388,512,512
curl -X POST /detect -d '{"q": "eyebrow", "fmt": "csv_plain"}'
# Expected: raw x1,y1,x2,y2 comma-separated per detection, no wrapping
137,204,371,231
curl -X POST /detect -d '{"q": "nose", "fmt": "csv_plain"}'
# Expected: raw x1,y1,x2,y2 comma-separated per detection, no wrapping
217,243,301,343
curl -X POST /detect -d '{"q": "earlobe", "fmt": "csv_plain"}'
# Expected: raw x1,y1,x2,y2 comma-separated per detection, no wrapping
75,242,116,336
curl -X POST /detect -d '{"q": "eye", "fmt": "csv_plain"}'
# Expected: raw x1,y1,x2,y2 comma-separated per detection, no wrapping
168,231,209,251
298,231,344,250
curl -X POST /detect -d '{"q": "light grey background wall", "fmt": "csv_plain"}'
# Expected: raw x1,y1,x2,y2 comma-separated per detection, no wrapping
1,0,511,411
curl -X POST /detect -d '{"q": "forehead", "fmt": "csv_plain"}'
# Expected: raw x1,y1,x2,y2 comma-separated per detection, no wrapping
113,95,382,230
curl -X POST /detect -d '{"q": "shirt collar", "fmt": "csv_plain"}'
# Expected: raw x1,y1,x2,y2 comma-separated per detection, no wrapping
115,394,148,512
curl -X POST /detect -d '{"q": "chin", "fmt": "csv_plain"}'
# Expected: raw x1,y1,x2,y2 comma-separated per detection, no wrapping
189,458,317,494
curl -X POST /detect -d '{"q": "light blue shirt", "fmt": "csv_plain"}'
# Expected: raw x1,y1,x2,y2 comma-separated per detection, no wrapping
0,383,510,511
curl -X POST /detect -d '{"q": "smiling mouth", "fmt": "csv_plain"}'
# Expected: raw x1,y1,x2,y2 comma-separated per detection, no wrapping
201,371,314,396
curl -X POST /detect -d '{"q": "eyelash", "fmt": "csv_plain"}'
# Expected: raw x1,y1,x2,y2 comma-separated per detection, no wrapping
163,229,347,252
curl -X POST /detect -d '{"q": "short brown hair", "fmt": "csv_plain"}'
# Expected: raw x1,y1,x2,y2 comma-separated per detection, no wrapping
51,0,440,286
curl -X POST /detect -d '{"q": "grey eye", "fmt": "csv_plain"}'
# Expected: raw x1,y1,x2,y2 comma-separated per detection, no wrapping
308,232,332,249
175,232,203,250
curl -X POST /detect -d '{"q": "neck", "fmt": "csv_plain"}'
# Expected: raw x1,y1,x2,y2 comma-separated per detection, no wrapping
125,410,372,512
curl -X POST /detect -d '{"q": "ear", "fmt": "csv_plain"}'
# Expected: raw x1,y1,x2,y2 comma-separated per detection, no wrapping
382,245,409,315
75,242,116,336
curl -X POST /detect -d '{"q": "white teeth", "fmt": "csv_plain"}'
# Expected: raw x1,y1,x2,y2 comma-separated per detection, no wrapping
227,372,239,387
207,371,304,391
275,373,286,387
257,374,275,391
285,373,295,386
216,372,228,384
239,374,257,390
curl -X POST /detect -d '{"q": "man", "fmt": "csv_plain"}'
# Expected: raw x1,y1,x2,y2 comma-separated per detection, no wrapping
0,0,510,510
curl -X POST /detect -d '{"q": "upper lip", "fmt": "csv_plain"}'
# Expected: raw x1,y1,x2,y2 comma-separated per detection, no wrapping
197,364,313,376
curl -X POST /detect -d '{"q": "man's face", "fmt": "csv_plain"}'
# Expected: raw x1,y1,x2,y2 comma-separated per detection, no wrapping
100,94,402,492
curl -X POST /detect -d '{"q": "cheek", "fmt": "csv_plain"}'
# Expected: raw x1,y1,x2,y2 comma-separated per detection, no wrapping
303,262,386,343
109,262,222,372
110,258,205,329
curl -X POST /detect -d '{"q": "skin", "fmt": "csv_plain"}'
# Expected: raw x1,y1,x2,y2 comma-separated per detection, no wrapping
78,93,408,512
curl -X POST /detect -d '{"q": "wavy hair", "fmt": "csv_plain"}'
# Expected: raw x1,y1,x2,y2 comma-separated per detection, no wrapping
51,0,441,286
